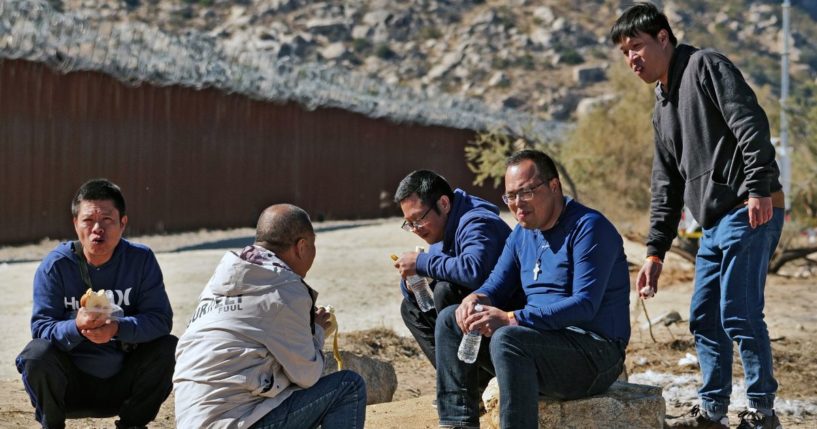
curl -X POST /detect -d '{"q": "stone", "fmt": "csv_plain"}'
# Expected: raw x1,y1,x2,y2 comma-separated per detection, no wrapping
488,71,510,87
482,379,665,429
323,351,397,405
573,65,606,85
576,94,616,117
305,17,349,41
320,42,348,60
533,6,555,24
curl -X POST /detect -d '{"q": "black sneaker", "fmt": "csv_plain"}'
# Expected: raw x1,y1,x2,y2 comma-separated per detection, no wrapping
666,405,729,428
737,409,783,429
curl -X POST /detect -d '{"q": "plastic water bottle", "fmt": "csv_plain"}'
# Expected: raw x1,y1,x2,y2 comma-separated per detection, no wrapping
458,304,484,363
408,246,434,312
407,274,434,312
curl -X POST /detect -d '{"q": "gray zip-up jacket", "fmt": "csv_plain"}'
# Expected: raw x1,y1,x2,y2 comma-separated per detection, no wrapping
173,248,325,429
647,44,782,259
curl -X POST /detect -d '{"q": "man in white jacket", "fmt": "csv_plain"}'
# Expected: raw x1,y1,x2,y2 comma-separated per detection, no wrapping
173,204,366,429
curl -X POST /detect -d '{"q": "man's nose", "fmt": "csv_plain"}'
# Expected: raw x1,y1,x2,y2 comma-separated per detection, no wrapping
628,50,638,61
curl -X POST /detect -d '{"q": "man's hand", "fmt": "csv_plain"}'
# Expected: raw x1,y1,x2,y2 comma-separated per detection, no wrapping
747,196,773,229
76,307,108,331
636,259,663,299
462,305,511,337
80,319,119,344
455,294,491,334
315,306,332,331
393,252,419,278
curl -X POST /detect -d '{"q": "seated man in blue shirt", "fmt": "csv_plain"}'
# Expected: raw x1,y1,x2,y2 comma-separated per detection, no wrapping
15,179,176,429
392,170,520,370
436,150,631,429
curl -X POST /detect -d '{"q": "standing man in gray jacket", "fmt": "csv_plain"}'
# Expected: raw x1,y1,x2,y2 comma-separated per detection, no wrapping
173,204,366,429
612,3,785,429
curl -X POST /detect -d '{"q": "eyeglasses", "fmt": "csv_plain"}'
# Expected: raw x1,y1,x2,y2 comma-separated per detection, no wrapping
501,181,545,205
401,206,435,232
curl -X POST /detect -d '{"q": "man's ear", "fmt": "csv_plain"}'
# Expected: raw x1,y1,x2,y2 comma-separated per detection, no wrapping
120,215,128,230
550,178,561,193
438,195,451,213
658,29,669,47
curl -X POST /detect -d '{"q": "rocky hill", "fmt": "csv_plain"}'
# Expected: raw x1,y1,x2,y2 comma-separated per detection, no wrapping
49,0,817,121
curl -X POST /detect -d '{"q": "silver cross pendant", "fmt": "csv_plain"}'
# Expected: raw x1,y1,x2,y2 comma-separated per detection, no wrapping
533,261,541,281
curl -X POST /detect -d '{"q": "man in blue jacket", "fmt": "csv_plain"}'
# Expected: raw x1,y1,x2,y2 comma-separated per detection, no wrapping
435,150,630,429
612,4,785,428
15,179,176,429
392,170,519,369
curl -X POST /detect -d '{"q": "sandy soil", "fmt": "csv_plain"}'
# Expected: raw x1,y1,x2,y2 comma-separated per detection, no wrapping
1,215,815,428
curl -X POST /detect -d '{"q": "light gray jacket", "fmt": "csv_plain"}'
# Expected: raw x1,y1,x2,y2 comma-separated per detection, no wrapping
173,249,325,429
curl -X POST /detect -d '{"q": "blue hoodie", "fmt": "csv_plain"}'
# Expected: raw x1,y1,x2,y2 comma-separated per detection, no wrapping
476,198,631,343
402,189,511,299
26,239,173,379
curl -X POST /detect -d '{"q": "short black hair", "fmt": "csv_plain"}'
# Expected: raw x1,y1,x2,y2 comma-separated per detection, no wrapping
506,150,559,182
255,204,314,254
71,178,126,218
394,170,455,213
610,2,677,47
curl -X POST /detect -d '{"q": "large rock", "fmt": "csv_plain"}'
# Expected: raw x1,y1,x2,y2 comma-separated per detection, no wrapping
323,351,397,405
482,379,665,429
574,64,607,86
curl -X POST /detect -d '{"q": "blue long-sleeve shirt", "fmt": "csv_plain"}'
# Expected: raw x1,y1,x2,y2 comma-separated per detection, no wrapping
401,189,511,299
476,198,631,343
30,239,173,378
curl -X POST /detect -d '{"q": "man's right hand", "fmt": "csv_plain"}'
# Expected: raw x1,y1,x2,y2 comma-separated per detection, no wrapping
455,294,490,334
636,259,663,299
75,307,108,332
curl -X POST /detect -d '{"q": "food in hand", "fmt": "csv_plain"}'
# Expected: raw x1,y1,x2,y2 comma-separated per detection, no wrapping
80,288,112,312
320,305,338,337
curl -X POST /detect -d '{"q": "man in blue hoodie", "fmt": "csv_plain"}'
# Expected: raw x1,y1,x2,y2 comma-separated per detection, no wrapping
392,170,519,369
435,150,630,429
15,179,176,429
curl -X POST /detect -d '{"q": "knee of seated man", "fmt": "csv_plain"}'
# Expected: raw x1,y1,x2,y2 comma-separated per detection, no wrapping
432,281,464,306
488,326,526,358
17,339,61,369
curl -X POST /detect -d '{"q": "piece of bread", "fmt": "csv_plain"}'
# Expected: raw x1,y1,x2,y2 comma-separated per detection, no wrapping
80,288,111,311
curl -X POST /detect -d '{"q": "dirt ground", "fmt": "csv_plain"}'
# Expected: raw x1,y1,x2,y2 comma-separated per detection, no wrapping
1,216,815,428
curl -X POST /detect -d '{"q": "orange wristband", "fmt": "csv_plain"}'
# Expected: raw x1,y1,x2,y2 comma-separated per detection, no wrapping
507,311,518,326
646,255,663,264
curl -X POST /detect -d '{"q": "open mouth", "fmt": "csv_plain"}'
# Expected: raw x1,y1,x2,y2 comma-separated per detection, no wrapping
91,237,105,245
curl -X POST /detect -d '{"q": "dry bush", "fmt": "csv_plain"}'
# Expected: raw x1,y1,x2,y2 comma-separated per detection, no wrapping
560,62,654,231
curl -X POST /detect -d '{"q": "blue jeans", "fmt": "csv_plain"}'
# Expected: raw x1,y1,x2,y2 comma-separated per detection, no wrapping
435,306,624,429
249,370,366,429
691,207,784,416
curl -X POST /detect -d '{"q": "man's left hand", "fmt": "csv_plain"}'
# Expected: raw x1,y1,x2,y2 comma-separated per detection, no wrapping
463,305,510,337
81,319,119,344
393,252,419,278
747,196,773,229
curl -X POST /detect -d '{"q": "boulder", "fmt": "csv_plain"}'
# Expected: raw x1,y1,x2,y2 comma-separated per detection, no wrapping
323,351,398,405
482,379,665,429
573,65,606,86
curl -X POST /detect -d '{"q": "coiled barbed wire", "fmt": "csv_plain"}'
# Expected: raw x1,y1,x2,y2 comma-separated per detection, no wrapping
0,0,567,142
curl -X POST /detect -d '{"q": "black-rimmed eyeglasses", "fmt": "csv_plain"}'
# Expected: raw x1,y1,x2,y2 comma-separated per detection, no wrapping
501,181,545,205
401,206,435,231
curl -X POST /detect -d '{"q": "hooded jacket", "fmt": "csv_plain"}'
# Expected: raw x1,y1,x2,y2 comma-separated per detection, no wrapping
647,44,782,259
173,247,325,429
402,189,510,299
27,239,173,379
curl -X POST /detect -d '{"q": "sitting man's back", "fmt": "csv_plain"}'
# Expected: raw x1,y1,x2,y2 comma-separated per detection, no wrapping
174,204,366,429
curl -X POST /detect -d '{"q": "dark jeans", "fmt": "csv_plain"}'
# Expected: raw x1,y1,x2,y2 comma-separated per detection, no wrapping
435,306,625,429
250,370,366,429
15,335,178,429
